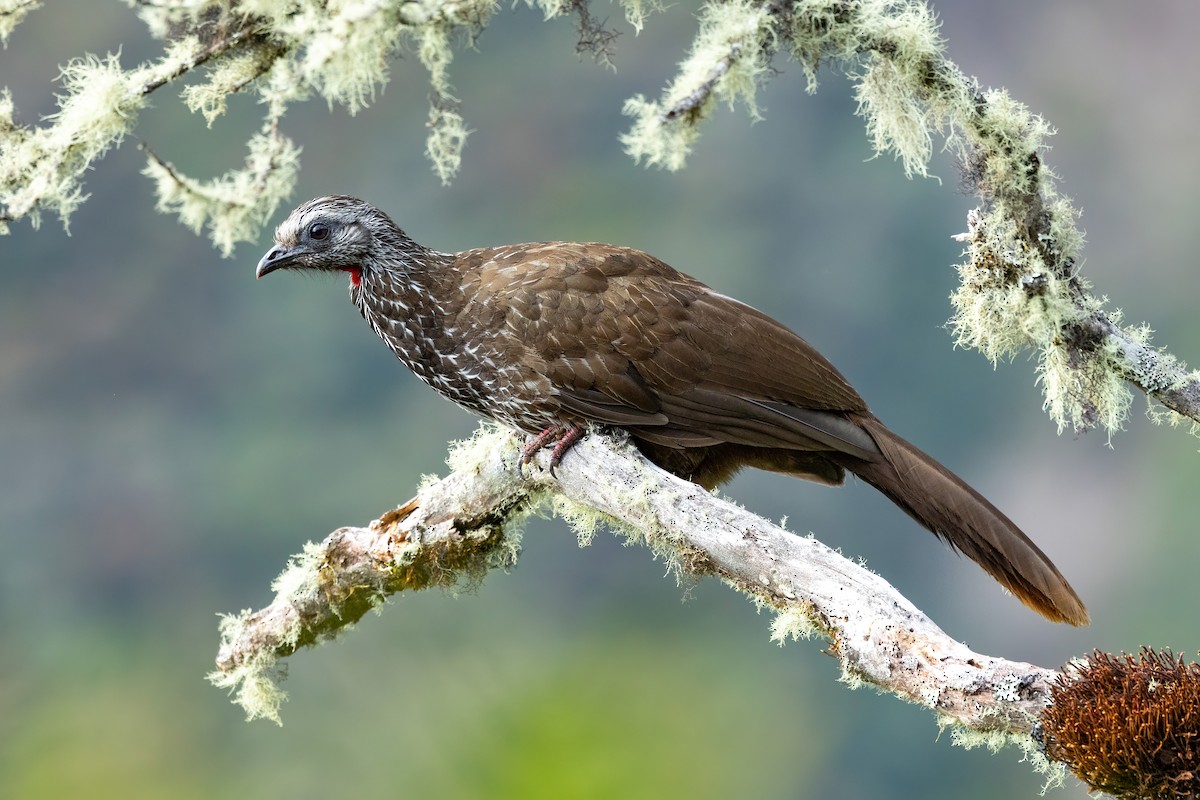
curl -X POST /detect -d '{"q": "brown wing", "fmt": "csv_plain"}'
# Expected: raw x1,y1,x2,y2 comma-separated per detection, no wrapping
464,242,879,460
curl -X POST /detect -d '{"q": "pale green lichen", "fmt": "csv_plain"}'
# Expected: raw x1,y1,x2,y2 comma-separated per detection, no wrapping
0,0,41,44
616,0,1167,444
949,212,1077,366
492,429,696,577
182,44,283,125
3,0,498,237
1037,329,1131,438
4,0,1191,438
1123,324,1172,393
621,0,960,175
551,473,684,573
1117,330,1200,437
0,53,146,229
948,723,1067,794
838,662,867,692
255,54,312,119
445,420,519,473
614,0,657,33
143,124,300,256
408,0,495,182
527,0,655,32
254,0,492,181
526,0,569,21
207,610,292,726
417,22,470,185
123,0,221,40
785,0,858,91
850,2,953,179
211,422,528,728
769,606,821,644
551,494,606,546
949,204,1138,438
426,96,471,185
966,89,1058,198
271,536,398,624
1147,393,1200,438
621,0,776,170
992,674,1024,704
211,496,505,723
269,540,335,602
487,521,526,575
295,1,402,114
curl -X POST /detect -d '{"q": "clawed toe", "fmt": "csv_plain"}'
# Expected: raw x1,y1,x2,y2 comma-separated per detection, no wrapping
519,423,586,475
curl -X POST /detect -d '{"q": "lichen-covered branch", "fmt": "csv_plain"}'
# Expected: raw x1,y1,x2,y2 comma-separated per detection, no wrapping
142,121,300,256
0,9,280,234
210,424,1064,783
6,1,1199,438
1095,315,1200,425
0,0,649,242
210,427,540,720
953,209,1200,435
622,0,775,170
0,0,40,43
622,0,1200,437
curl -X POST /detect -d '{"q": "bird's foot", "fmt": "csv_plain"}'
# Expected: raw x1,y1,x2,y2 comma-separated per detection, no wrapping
521,423,587,476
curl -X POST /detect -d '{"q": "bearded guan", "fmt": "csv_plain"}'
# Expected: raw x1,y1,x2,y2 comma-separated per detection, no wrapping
256,195,1088,626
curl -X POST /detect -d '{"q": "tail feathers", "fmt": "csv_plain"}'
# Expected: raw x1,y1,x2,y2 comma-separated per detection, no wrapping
839,416,1089,626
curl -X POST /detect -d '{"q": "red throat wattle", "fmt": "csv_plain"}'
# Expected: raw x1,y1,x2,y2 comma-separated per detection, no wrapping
342,266,362,286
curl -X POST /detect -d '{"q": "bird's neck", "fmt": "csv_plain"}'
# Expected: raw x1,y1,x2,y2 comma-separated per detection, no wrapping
353,249,461,367
355,244,453,305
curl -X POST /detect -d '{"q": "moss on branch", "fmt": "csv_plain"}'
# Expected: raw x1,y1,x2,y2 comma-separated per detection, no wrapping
213,423,1095,797
4,0,1200,435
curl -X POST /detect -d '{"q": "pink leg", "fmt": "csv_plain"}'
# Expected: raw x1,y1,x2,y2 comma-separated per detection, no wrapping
547,424,586,472
521,423,587,475
521,426,563,464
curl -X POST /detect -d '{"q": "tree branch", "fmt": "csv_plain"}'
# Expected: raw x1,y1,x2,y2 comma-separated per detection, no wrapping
210,423,1067,781
135,18,267,97
660,43,741,123
1094,313,1200,423
0,0,41,44
6,1,1200,441
212,427,540,698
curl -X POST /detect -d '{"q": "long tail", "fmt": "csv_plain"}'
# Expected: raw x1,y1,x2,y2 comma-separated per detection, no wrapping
835,415,1088,626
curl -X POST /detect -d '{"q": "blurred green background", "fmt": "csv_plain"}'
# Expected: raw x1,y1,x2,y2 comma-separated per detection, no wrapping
2,2,1198,798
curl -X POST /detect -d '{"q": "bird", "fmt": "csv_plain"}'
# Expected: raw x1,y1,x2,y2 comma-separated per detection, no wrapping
255,195,1088,626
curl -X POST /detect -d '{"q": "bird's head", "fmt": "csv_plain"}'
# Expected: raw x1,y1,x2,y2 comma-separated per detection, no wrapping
255,195,422,285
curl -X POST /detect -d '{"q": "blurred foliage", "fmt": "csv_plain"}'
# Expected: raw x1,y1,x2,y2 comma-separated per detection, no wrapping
2,1,1199,798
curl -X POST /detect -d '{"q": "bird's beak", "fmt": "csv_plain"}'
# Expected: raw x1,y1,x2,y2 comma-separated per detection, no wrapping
256,245,301,279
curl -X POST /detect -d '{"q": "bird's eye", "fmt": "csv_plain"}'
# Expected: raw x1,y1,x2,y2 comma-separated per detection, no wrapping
308,222,330,241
